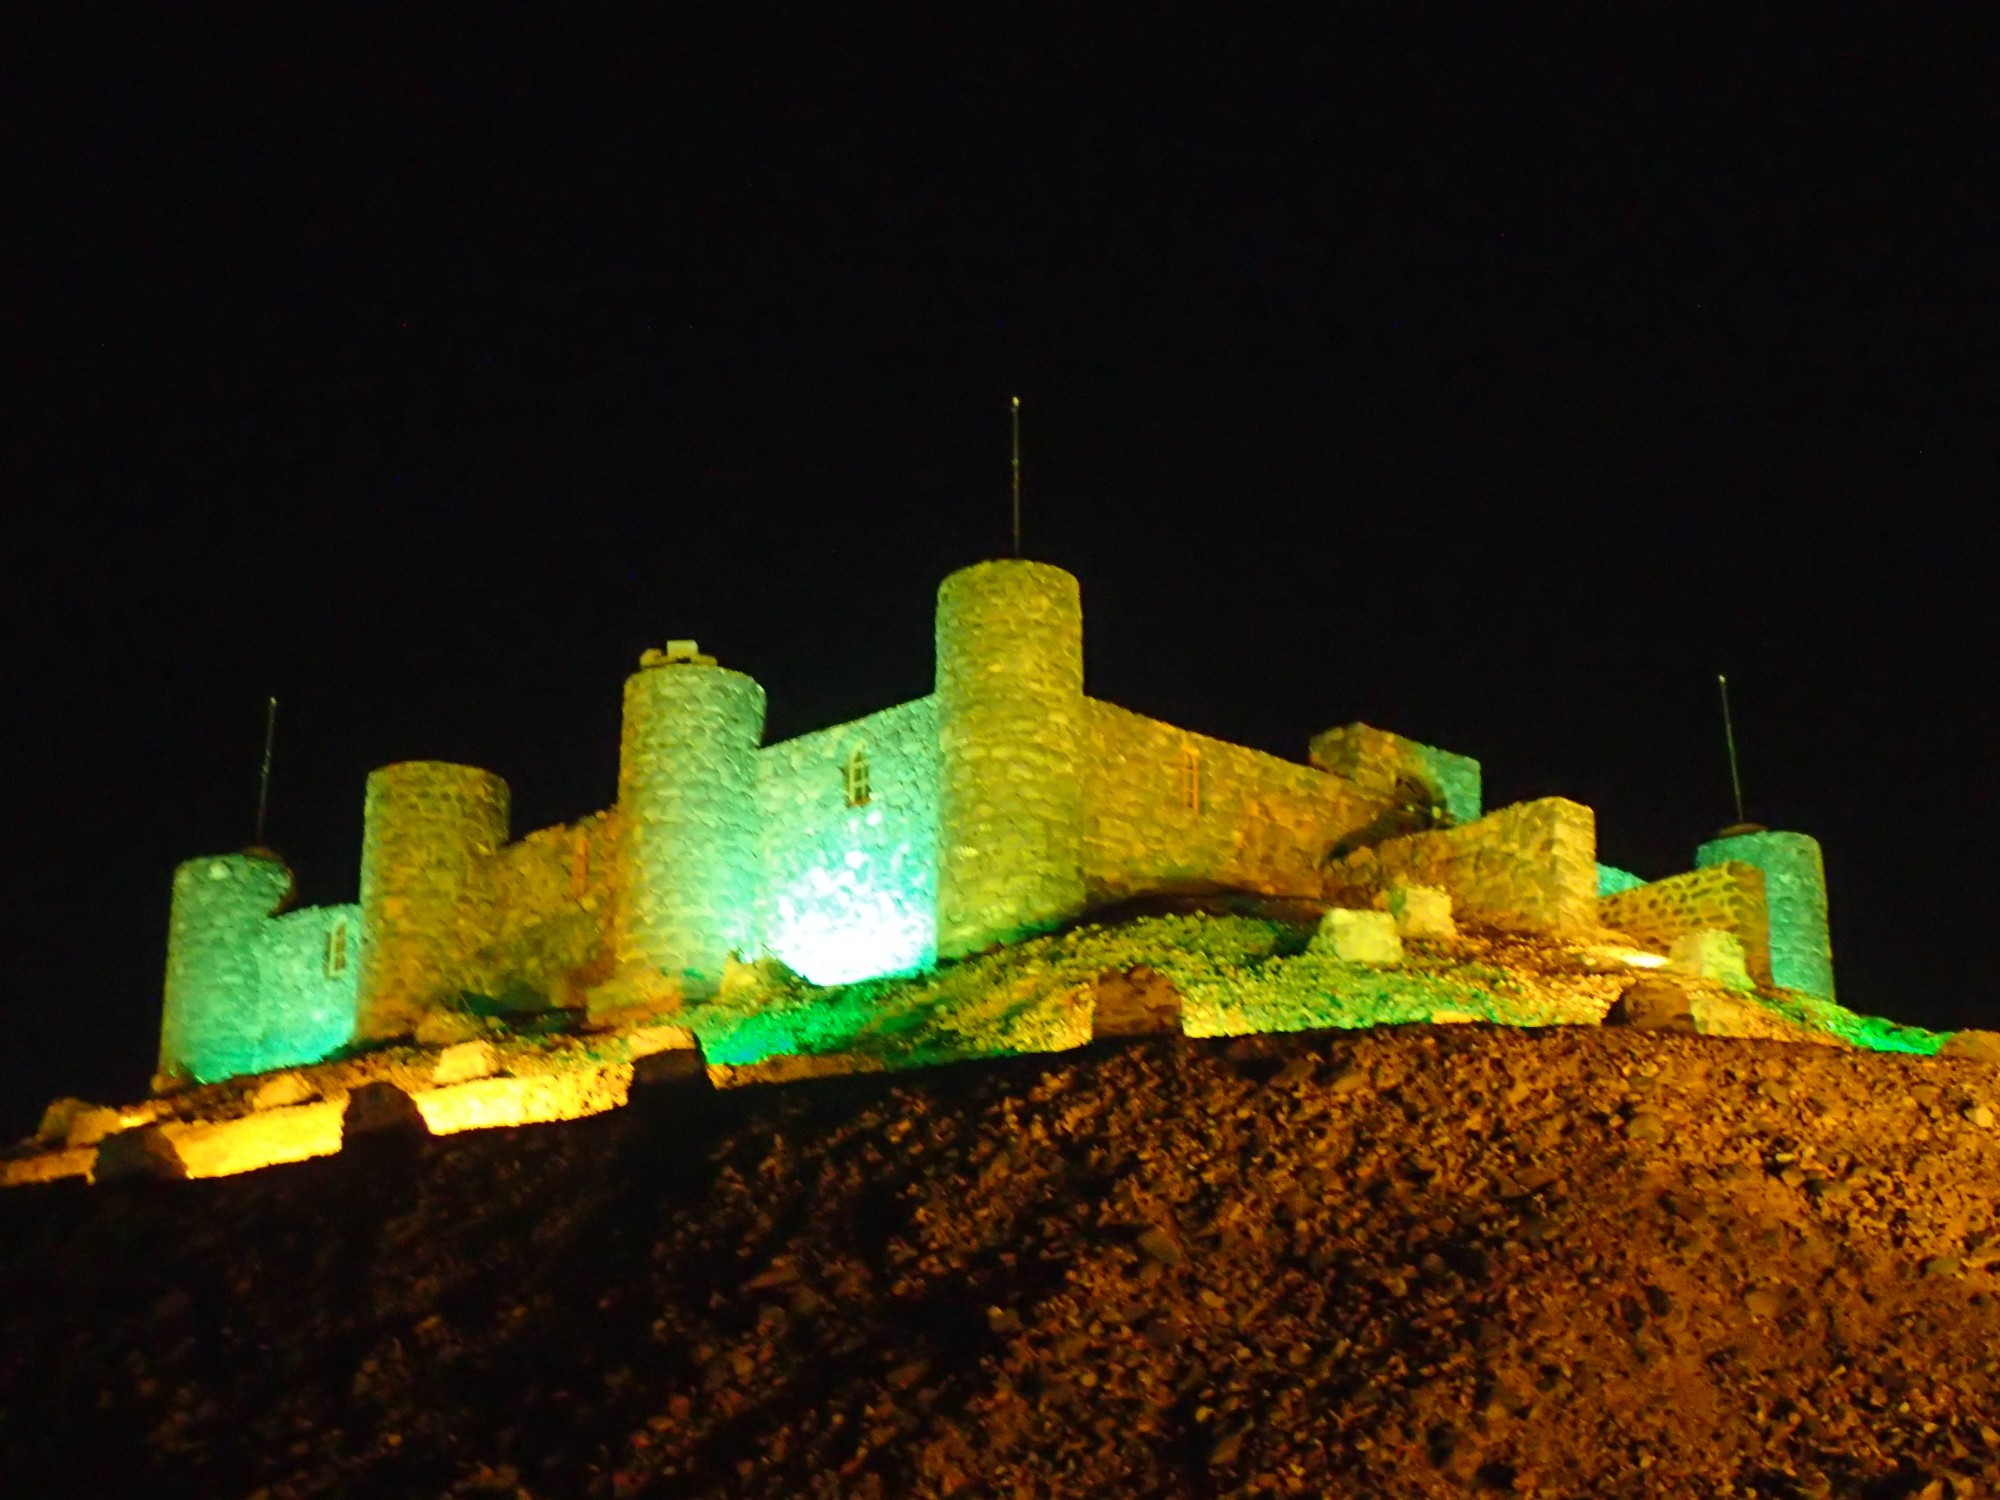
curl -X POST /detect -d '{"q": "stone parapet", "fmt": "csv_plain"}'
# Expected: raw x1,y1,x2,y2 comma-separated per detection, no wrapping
1326,796,1599,936
1599,861,1772,985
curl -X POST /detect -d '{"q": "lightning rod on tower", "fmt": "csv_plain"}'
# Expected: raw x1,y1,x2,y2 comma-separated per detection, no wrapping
254,695,277,849
1010,395,1022,557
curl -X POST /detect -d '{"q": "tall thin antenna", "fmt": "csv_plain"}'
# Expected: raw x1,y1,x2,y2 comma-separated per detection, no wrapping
1009,394,1022,557
254,695,278,848
1716,673,1746,828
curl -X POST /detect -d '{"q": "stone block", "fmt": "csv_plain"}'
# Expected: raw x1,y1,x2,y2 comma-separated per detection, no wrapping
1312,908,1404,965
1386,883,1457,940
341,1082,430,1141
432,1040,500,1086
34,1097,91,1146
1669,929,1754,990
415,1007,490,1048
250,1072,317,1111
1604,976,1696,1032
1941,1031,2000,1066
94,1125,187,1183
1091,965,1184,1038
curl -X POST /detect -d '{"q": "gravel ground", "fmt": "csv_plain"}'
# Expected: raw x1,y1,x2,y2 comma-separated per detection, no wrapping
4,1023,1999,1499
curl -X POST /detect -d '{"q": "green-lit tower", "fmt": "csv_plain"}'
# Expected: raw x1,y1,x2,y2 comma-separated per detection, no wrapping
615,646,766,997
159,851,297,1084
1697,829,1835,999
934,559,1087,958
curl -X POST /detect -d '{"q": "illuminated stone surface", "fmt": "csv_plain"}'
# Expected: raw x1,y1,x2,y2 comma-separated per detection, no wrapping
1311,908,1404,964
1699,829,1835,1000
141,557,1856,1112
357,762,508,1040
1601,860,1772,984
1670,928,1755,990
935,560,1086,957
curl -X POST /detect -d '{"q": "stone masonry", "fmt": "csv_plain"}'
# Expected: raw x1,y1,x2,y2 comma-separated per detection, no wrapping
156,559,1839,1086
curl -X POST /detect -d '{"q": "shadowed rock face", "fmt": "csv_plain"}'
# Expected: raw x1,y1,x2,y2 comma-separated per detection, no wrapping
4,1026,2000,1498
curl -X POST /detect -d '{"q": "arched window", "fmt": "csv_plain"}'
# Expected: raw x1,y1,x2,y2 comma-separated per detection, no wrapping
569,830,591,898
1179,744,1202,813
843,746,872,808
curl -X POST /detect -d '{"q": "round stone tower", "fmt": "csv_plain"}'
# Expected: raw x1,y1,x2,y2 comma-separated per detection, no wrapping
615,646,766,998
356,761,510,1040
934,559,1087,958
1697,828,1835,1000
159,850,296,1085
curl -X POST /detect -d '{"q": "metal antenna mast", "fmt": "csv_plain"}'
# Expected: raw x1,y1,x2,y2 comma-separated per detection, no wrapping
1717,673,1746,828
1010,395,1022,557
254,695,278,848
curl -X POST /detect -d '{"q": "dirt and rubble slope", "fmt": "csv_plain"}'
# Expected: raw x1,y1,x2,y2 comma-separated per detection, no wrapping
5,1024,2000,1499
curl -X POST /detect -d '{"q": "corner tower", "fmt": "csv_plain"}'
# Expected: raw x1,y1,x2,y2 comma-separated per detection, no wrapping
615,643,766,998
934,559,1086,957
159,850,296,1085
356,761,510,1040
1697,828,1835,999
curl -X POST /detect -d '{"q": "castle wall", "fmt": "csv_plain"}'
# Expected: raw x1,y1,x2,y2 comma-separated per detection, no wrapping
160,852,359,1084
935,561,1086,957
470,807,622,1010
356,762,510,1041
1082,700,1382,904
1308,723,1483,825
757,697,939,984
1698,830,1835,998
616,661,766,995
1599,861,1773,983
1327,797,1600,936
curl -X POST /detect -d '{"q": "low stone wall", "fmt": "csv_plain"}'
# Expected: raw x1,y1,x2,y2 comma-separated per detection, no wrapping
1599,862,1773,985
1325,797,1599,936
472,808,621,1010
1083,701,1382,905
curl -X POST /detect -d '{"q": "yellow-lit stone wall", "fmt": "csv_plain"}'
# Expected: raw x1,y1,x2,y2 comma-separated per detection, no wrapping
1083,701,1383,903
935,560,1086,957
1307,722,1483,825
1327,796,1599,936
356,762,510,1040
1599,861,1773,984
469,807,622,1010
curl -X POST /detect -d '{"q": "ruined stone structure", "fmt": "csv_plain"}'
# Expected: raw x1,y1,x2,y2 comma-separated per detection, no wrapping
155,559,1838,1087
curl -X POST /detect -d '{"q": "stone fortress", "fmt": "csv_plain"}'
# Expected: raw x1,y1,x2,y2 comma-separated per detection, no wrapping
154,558,1840,1093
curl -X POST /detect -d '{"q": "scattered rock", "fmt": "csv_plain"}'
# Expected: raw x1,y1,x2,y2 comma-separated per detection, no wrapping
633,1043,710,1089
1136,1226,1184,1266
341,1083,429,1141
1312,908,1404,965
1091,966,1183,1038
413,1008,489,1048
250,1072,317,1111
1626,1110,1669,1142
432,1041,500,1086
1941,1031,2000,1066
1386,883,1458,940
33,1097,91,1145
1604,977,1696,1032
93,1125,186,1183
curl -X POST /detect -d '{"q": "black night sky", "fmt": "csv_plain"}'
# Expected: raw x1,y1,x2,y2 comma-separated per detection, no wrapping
2,12,1994,1132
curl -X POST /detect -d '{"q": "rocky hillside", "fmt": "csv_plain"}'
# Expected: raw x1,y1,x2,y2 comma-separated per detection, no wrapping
5,1023,2000,1498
